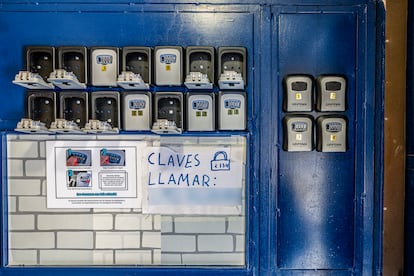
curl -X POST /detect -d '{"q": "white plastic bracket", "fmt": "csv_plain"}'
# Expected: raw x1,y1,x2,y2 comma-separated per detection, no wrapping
15,118,53,134
117,71,150,90
151,119,182,135
12,71,54,90
49,119,85,134
82,120,119,134
218,70,245,90
47,69,86,89
184,72,213,90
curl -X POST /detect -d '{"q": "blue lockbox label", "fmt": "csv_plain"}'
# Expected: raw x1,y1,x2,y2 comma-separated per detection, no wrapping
192,100,209,110
224,99,241,109
326,121,343,132
129,99,146,110
291,122,308,132
96,55,113,65
160,54,177,64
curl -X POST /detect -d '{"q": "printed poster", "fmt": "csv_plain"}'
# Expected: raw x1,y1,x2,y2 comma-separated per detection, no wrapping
142,144,246,215
46,140,146,208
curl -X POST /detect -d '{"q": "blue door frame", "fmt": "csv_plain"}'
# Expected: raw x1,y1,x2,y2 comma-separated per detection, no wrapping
0,1,384,275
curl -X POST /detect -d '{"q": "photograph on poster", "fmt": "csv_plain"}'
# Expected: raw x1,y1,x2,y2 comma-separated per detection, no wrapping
100,149,126,166
66,149,92,166
66,170,92,188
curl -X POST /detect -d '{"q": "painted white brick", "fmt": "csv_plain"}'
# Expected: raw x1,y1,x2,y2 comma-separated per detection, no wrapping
19,196,90,213
39,141,46,158
182,253,245,265
57,232,94,249
9,215,35,230
38,214,113,230
9,232,54,249
8,179,41,196
7,141,38,158
18,196,47,212
8,160,24,177
161,216,173,233
235,235,245,252
15,135,55,141
153,249,161,265
93,208,132,213
8,250,38,266
8,196,17,212
40,250,109,265
93,250,114,265
95,232,140,249
97,134,150,141
161,235,195,252
115,214,152,230
161,253,182,265
198,235,234,252
160,136,199,145
41,179,47,195
55,134,97,140
115,250,152,265
227,217,245,234
142,232,161,248
174,217,226,233
153,215,161,230
25,160,46,177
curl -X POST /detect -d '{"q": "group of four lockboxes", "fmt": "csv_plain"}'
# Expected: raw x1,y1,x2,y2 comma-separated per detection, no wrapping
13,46,247,134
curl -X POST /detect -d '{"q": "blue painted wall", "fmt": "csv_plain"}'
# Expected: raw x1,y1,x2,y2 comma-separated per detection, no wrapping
0,1,383,275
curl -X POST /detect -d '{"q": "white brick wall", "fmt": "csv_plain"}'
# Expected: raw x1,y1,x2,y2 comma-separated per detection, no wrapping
161,216,173,233
236,235,245,252
142,232,161,248
7,135,246,266
38,214,113,230
115,250,153,265
9,250,38,265
227,217,245,234
8,196,16,212
161,235,196,252
115,214,153,230
95,232,141,249
40,250,110,265
174,217,226,233
9,215,35,230
8,179,41,196
57,232,94,249
198,235,234,252
92,250,114,265
25,160,46,177
8,160,24,177
181,253,245,265
18,196,47,212
7,141,38,158
9,232,55,249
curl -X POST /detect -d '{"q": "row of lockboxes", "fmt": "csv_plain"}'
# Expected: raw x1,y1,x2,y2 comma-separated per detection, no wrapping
284,75,347,112
13,46,247,90
24,90,246,133
283,115,347,152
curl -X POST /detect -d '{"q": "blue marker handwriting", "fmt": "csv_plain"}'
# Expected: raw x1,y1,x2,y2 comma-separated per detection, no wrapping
147,152,200,168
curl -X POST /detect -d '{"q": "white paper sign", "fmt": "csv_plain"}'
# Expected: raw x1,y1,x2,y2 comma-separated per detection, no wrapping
46,140,145,208
142,145,245,215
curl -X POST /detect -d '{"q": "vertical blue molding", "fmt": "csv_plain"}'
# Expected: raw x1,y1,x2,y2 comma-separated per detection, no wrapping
258,4,274,276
